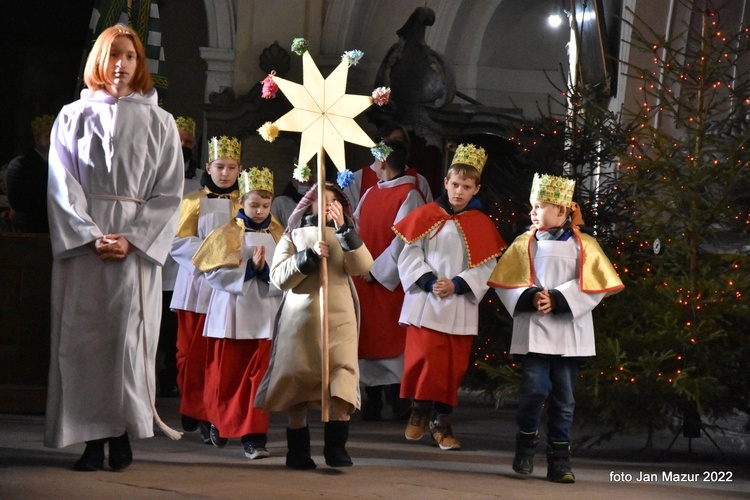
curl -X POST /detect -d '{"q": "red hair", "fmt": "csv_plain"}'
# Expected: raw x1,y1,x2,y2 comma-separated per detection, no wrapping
83,24,153,94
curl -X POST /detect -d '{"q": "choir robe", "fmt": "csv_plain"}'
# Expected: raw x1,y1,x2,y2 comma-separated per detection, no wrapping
256,224,373,412
488,229,624,357
194,216,284,437
353,176,424,386
45,88,183,448
393,200,506,405
170,189,240,420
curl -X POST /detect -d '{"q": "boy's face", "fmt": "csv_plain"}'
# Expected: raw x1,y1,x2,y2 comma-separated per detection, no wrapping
529,201,567,230
444,172,480,212
243,192,273,224
206,158,239,189
107,36,137,95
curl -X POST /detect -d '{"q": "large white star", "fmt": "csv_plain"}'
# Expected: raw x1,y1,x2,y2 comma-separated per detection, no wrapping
271,52,375,171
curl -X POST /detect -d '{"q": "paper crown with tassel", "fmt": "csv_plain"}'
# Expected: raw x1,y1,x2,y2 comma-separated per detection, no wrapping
175,116,196,135
208,136,241,162
451,143,488,174
31,115,55,135
239,167,274,197
530,173,576,208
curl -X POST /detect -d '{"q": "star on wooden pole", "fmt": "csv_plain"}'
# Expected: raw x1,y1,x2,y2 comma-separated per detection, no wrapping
260,48,376,421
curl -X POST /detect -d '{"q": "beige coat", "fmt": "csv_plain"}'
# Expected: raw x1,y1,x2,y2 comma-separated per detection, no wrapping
256,225,373,412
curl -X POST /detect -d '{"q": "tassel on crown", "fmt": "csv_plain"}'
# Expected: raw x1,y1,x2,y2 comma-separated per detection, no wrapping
451,143,488,174
208,136,241,162
239,167,274,197
530,173,576,208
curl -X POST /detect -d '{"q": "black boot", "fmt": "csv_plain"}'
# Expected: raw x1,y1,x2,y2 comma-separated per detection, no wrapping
361,386,384,421
286,426,316,470
546,441,575,483
512,430,539,475
73,438,106,471
324,420,353,467
108,433,133,472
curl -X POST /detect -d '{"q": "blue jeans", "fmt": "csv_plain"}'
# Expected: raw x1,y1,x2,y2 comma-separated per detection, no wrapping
516,354,579,443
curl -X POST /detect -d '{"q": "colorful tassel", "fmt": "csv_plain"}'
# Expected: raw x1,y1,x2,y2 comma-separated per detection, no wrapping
370,142,393,162
257,122,280,143
341,49,364,67
293,163,312,183
291,38,309,56
337,169,356,189
371,86,391,106
261,71,278,99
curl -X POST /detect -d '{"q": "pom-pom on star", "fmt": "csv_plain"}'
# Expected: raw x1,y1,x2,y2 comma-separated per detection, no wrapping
371,142,393,162
337,169,356,189
291,38,309,56
293,162,312,183
257,122,280,142
341,49,364,67
371,87,391,106
261,72,278,99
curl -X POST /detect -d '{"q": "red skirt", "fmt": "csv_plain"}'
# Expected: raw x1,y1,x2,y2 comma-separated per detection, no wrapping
400,326,473,407
203,338,271,437
175,310,209,421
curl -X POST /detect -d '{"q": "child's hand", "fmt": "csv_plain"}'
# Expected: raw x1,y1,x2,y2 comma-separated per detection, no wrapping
432,278,455,298
313,240,329,258
326,200,345,229
95,234,132,261
533,289,554,314
252,246,266,270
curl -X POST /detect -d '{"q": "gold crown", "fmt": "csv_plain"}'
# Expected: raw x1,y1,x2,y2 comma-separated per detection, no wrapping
175,116,195,134
451,143,488,174
239,167,274,197
530,173,576,207
208,136,241,162
31,115,55,135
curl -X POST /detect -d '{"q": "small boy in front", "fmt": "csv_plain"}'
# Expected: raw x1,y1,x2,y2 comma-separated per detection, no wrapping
488,173,624,483
193,166,284,459
393,144,506,450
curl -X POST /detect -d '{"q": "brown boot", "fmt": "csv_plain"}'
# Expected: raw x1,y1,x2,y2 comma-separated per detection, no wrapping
429,413,461,450
405,400,432,441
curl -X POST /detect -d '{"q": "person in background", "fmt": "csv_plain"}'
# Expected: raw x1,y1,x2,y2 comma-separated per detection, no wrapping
45,24,183,471
343,122,432,211
7,114,55,233
353,139,423,422
271,167,312,228
170,136,242,444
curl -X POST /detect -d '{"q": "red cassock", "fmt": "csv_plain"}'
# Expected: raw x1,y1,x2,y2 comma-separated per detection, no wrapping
353,182,415,359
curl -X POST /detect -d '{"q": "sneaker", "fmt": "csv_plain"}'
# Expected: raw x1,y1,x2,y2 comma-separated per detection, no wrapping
199,421,212,445
429,414,461,450
243,443,270,459
209,424,228,447
405,409,428,441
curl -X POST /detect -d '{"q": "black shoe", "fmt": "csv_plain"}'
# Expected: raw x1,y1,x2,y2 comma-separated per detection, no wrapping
181,414,199,432
546,442,575,483
209,424,228,448
199,421,212,444
513,430,539,475
73,439,106,471
108,433,133,472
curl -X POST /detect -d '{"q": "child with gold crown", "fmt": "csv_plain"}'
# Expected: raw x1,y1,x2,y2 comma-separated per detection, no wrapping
488,173,624,483
192,166,284,459
392,144,506,451
169,136,242,444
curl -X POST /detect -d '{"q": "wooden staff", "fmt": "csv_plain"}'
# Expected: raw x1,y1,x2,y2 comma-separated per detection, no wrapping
317,147,330,422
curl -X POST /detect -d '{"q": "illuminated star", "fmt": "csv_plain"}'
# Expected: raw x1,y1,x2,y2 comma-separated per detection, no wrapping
270,51,375,172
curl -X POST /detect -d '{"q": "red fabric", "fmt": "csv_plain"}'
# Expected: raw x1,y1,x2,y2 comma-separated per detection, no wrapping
175,310,209,421
354,182,413,359
392,203,506,267
203,338,271,437
360,166,426,202
400,326,473,407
